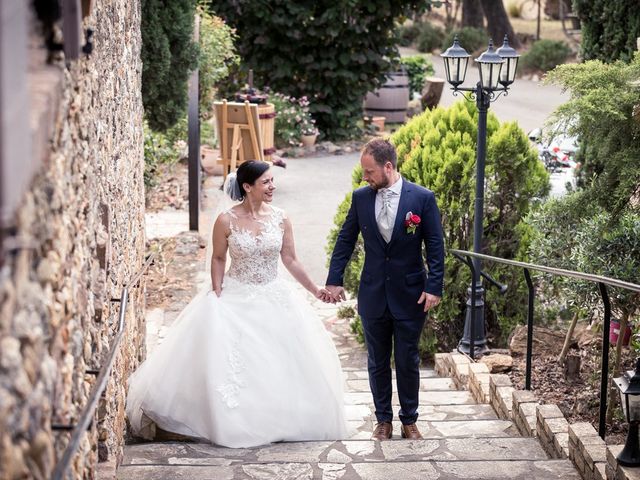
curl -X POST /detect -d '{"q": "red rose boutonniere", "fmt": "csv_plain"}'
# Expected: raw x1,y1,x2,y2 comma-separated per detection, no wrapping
404,212,421,234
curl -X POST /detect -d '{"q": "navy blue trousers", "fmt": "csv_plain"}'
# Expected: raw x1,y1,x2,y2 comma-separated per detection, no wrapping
361,309,425,425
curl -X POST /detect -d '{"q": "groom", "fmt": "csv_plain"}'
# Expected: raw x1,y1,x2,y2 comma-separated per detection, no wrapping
326,138,445,440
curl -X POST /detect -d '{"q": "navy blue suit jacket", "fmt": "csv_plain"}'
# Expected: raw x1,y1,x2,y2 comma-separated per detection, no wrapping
327,179,445,320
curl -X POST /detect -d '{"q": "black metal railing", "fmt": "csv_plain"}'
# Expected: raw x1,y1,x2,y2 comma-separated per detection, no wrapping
50,251,157,480
450,248,640,439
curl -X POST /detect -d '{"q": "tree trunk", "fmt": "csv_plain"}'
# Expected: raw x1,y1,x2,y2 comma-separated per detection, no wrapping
563,353,581,380
479,0,521,49
545,0,572,20
462,0,484,29
558,311,579,364
606,311,630,423
421,77,445,110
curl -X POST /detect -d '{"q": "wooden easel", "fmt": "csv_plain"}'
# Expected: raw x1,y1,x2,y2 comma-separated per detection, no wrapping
214,100,264,179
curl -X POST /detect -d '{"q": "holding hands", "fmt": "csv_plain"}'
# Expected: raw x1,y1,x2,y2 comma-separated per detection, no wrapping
315,285,346,304
316,286,441,311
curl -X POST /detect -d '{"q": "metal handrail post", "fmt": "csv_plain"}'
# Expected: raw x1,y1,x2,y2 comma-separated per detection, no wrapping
598,282,611,440
523,268,534,390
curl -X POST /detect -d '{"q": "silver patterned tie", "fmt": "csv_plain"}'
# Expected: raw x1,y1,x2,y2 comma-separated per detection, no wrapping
377,189,393,243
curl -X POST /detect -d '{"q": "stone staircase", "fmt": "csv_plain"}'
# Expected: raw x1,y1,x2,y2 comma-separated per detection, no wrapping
117,366,581,479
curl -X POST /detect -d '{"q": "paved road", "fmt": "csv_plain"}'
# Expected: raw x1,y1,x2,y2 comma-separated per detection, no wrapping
270,153,360,285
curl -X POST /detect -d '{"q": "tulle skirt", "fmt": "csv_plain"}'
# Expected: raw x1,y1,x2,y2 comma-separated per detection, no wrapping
125,276,348,448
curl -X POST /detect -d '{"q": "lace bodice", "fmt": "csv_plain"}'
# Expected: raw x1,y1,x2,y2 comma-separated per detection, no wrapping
225,206,285,285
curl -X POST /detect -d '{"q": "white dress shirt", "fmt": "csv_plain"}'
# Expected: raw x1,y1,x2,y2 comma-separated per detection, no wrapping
375,176,403,242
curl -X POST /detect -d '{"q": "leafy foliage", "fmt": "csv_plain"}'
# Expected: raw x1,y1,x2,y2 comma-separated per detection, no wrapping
525,195,640,330
400,56,435,98
519,40,572,74
545,53,640,216
441,27,487,55
522,191,601,322
197,5,239,117
141,0,199,132
210,1,435,140
525,52,640,357
574,0,640,63
143,121,185,187
573,212,640,319
327,101,550,353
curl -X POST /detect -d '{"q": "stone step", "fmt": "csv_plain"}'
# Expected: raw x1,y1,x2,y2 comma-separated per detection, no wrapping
345,377,455,393
345,403,498,422
122,436,548,465
345,390,475,407
117,461,581,480
344,369,438,380
347,419,519,440
119,439,579,479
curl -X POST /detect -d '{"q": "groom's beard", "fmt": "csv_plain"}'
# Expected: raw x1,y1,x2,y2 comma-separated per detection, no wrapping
369,173,393,191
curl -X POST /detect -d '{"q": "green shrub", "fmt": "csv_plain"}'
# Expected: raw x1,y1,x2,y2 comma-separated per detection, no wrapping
574,0,640,63
520,39,571,73
397,22,422,47
350,315,365,345
400,56,435,98
416,22,446,53
525,194,640,342
506,0,523,18
143,121,184,187
327,100,550,353
441,27,487,55
337,305,356,319
545,52,640,216
197,5,239,118
211,1,435,140
141,0,199,132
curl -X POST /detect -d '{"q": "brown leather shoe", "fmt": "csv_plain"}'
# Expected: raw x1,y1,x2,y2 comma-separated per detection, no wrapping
400,423,423,440
371,422,393,440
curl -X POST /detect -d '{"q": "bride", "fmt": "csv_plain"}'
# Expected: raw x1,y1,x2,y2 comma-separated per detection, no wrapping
126,160,348,448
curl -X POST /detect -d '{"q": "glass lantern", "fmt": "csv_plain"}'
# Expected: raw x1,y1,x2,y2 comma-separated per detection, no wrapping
441,36,470,88
496,35,519,87
614,358,640,467
475,40,504,90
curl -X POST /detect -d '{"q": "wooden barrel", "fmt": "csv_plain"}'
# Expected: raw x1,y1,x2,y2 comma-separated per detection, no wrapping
257,103,276,162
363,71,410,124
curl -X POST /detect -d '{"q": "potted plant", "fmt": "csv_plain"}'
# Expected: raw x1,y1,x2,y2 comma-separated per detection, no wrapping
300,118,318,147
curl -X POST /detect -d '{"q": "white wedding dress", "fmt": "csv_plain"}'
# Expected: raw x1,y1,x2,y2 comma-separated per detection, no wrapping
125,206,348,448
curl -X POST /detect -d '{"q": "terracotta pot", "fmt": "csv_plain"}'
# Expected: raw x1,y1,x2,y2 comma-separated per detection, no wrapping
301,133,318,148
200,145,221,176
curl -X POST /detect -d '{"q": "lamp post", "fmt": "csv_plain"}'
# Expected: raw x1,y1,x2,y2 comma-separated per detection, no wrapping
613,358,640,466
441,35,519,358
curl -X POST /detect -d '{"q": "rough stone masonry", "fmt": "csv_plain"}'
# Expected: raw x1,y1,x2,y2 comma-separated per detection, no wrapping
0,1,145,478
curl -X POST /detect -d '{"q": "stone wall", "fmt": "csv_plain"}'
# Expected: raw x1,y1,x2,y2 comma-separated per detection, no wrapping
0,1,145,479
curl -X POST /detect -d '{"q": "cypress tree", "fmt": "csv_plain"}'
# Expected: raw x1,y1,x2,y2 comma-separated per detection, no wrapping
141,0,199,132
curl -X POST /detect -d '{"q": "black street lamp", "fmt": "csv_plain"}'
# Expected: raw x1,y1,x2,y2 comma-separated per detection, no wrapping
441,35,519,358
614,358,640,467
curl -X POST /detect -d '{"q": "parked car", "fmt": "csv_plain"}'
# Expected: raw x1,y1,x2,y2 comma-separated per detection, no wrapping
528,126,579,173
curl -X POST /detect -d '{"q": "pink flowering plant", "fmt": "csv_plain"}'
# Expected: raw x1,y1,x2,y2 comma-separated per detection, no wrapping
269,92,317,147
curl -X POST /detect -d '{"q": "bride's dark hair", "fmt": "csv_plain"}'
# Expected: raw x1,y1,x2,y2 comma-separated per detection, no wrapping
236,160,270,199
